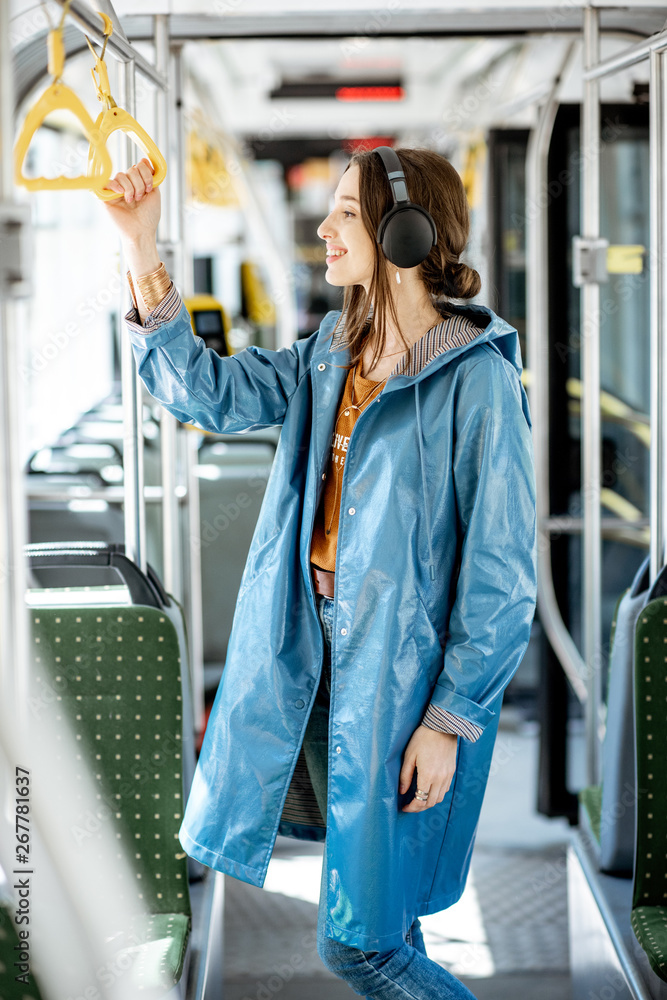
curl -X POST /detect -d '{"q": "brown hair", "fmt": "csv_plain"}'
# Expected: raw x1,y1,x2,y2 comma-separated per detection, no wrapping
329,146,481,374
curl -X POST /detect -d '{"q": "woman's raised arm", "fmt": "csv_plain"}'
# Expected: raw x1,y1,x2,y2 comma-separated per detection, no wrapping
103,158,320,434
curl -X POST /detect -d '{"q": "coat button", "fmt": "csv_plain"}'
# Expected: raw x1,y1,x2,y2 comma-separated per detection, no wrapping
340,627,347,635
322,473,326,480
317,363,326,371
295,699,305,709
335,746,342,753
348,507,355,515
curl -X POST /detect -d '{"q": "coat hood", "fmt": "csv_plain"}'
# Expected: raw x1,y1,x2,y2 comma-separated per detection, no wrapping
325,301,525,384
324,301,529,583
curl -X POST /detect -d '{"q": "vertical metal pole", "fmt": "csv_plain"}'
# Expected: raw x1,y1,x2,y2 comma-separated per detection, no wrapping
173,44,205,728
119,59,147,573
649,48,667,582
172,46,188,296
186,428,204,729
525,41,587,703
660,51,667,577
0,0,30,729
155,15,181,602
581,6,603,787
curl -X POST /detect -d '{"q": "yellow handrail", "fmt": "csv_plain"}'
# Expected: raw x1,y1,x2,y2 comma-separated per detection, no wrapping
13,1,113,192
86,15,167,201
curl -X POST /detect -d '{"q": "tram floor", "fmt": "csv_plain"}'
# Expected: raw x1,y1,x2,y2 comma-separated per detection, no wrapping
221,711,584,1000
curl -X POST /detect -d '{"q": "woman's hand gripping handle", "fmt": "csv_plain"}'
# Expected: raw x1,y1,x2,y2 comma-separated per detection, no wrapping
102,157,164,322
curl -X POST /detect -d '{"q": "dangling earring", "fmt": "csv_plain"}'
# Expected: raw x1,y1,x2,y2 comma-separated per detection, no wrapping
395,268,401,284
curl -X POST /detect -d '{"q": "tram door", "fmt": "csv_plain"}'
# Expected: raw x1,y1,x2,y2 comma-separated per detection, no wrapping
488,107,650,819
547,103,650,687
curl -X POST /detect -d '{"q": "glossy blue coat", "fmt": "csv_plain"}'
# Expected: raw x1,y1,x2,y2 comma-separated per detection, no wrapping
127,299,538,952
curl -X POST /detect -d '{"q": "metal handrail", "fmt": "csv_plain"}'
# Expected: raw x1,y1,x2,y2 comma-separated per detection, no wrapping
1,0,31,728
526,38,588,706
155,13,182,603
25,485,186,503
171,44,206,732
649,48,667,586
583,25,667,80
581,5,603,788
51,0,167,89
543,516,649,533
118,58,148,574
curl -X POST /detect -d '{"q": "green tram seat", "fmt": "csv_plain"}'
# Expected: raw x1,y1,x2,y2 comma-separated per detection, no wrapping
25,543,197,993
632,593,667,982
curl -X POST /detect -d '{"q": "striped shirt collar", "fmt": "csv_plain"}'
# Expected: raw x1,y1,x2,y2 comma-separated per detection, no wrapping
327,306,484,379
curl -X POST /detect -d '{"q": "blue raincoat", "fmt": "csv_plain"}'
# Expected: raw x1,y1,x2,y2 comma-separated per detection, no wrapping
127,297,538,952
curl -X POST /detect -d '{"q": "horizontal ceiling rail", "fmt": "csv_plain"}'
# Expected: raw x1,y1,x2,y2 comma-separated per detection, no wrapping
50,0,167,89
111,9,663,43
583,25,667,79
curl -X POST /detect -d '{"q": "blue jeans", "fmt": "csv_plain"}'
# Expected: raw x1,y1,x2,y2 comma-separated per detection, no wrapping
304,592,478,1000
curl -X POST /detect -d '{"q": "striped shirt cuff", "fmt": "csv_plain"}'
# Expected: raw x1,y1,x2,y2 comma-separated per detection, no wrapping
124,273,184,335
420,703,483,742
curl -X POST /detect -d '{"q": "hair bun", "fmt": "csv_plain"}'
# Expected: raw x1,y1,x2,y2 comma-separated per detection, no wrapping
444,259,481,300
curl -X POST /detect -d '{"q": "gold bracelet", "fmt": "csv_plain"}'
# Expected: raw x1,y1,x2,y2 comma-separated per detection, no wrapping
126,265,171,312
135,261,172,312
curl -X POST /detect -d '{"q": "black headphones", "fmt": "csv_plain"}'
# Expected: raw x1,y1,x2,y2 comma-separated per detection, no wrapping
373,146,437,269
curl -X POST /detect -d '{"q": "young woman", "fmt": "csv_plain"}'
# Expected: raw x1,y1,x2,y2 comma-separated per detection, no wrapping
104,146,537,1000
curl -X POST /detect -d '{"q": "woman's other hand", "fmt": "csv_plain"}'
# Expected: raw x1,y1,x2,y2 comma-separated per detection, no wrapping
101,157,161,247
399,727,458,812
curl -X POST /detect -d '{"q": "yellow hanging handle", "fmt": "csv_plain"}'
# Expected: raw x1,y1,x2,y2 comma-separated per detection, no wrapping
13,4,113,192
86,14,167,201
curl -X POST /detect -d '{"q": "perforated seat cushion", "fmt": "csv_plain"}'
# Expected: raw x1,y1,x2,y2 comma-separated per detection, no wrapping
632,595,667,983
30,601,191,985
632,907,667,981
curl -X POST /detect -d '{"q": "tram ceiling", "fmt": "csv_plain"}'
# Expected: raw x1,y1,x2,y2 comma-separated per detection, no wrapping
92,8,667,41
209,34,655,134
10,1,666,50
10,0,660,139
11,32,650,144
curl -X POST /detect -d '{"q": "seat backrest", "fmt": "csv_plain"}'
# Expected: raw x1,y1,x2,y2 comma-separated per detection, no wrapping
198,437,277,664
600,556,667,874
599,556,651,871
30,596,191,919
632,591,667,908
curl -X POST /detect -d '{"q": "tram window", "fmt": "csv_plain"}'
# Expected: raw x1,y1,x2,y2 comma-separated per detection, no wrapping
488,129,529,351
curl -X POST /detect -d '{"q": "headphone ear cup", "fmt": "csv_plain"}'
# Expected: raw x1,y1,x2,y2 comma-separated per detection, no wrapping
376,204,437,268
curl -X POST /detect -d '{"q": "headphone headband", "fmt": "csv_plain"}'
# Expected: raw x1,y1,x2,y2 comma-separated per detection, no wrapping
373,145,410,205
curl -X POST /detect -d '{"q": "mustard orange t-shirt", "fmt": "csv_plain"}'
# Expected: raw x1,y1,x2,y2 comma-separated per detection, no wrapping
310,357,385,573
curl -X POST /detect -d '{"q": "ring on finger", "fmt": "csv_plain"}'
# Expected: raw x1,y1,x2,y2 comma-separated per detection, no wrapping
414,787,430,802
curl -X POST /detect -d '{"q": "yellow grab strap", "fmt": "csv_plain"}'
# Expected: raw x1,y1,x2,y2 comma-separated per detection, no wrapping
86,14,167,201
14,4,166,199
13,23,113,192
88,109,167,201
